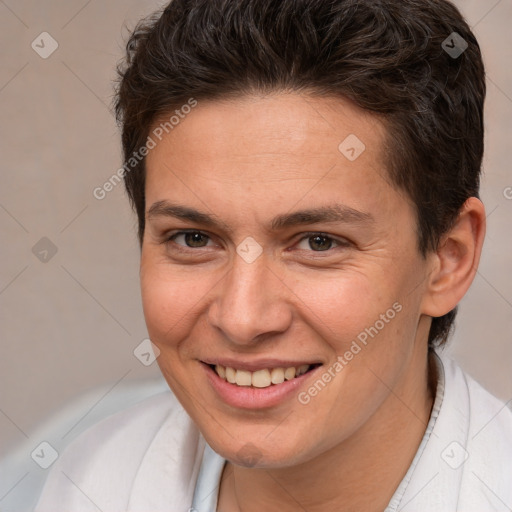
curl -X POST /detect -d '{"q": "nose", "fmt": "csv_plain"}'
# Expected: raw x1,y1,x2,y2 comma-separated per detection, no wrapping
208,256,293,346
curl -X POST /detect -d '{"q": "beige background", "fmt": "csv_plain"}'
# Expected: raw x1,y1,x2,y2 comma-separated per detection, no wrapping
0,0,511,501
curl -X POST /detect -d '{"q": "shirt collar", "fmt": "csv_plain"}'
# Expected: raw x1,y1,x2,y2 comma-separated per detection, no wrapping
192,350,468,512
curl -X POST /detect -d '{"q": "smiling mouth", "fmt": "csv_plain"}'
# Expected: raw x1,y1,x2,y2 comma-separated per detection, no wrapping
209,363,320,388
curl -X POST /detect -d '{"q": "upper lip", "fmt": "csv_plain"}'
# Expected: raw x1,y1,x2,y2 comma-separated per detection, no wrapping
201,358,322,372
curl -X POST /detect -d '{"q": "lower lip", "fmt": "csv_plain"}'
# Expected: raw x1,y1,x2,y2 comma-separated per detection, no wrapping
202,363,321,409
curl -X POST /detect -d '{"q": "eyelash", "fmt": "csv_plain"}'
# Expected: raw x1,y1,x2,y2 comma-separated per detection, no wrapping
163,230,350,254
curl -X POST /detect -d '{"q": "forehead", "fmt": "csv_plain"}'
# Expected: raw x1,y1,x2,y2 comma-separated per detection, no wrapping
144,93,404,224
147,92,387,176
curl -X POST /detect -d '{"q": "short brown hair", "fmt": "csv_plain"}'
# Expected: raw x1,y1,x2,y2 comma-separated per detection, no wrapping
115,0,486,347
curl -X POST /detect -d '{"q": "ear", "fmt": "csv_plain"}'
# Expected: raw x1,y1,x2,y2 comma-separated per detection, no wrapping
421,197,486,317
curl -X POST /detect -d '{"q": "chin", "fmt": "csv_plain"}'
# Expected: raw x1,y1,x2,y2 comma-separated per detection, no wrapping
205,431,313,469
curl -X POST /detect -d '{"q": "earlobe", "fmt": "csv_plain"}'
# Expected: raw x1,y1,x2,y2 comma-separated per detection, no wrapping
421,197,486,317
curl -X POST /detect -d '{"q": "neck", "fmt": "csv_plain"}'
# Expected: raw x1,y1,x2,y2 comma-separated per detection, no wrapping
218,346,436,512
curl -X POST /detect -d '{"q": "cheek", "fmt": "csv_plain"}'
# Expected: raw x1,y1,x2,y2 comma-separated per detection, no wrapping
286,269,391,349
139,253,213,348
285,262,421,379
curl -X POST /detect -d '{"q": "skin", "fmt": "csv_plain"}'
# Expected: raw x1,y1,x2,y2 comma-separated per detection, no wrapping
141,92,486,511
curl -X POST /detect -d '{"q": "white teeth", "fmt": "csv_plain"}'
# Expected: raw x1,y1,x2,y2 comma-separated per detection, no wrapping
284,367,296,380
252,369,271,388
215,364,226,379
225,366,236,384
235,370,252,387
297,364,309,376
270,368,285,384
213,364,312,388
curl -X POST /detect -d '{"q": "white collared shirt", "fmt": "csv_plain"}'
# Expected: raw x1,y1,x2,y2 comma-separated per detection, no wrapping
35,352,512,512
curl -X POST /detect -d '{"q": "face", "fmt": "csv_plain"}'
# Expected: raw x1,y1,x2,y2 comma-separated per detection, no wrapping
141,93,433,468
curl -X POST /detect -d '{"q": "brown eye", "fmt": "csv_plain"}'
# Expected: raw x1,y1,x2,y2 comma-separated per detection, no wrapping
295,233,349,253
171,231,211,248
298,233,334,252
308,235,333,251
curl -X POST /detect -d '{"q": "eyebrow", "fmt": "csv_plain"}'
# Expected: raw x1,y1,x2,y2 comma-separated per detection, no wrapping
271,205,374,230
146,200,374,232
